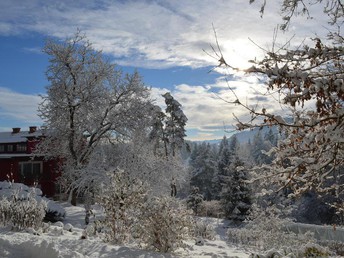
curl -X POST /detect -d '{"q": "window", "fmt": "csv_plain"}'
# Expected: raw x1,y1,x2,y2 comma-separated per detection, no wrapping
16,143,27,152
19,161,42,181
7,145,13,152
0,145,4,152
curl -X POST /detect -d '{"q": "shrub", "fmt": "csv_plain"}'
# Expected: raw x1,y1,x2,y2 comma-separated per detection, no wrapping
97,170,148,244
0,181,65,223
228,205,316,252
197,200,224,218
192,219,216,240
138,196,193,253
249,244,330,258
0,191,46,230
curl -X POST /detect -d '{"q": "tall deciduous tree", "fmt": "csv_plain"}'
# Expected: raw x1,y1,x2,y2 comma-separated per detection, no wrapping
37,32,152,205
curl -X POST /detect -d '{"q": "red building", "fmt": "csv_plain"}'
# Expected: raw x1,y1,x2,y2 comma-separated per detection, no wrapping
0,126,60,197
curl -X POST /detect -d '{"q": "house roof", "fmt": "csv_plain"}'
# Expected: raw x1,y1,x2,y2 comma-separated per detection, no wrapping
0,129,44,144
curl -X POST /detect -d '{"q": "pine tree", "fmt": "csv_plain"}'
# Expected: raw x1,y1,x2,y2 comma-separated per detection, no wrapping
220,157,251,221
250,131,272,165
163,92,188,157
190,143,217,200
187,186,204,215
214,135,240,199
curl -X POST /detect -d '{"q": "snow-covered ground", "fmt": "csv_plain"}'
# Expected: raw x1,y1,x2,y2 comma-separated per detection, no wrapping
0,202,250,258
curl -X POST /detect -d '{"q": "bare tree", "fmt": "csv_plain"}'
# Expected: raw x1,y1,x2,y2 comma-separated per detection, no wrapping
37,31,153,205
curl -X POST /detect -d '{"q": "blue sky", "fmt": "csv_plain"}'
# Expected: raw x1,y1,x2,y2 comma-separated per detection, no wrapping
0,0,327,140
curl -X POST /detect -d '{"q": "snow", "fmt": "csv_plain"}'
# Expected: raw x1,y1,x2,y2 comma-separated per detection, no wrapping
0,130,43,143
0,202,250,258
0,181,66,218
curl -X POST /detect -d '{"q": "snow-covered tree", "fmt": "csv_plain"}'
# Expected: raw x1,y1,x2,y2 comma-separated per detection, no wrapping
221,157,251,221
186,186,204,215
163,92,188,157
149,106,167,156
213,135,240,199
108,133,188,197
250,131,273,165
214,1,344,208
98,170,148,244
37,31,152,205
217,136,231,177
138,196,193,252
189,142,217,200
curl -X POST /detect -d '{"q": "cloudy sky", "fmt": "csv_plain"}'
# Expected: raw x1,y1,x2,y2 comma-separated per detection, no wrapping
0,0,329,140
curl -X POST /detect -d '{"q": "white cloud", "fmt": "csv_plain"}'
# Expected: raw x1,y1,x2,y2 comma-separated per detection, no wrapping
0,87,42,127
0,0,328,69
0,0,330,138
155,75,291,140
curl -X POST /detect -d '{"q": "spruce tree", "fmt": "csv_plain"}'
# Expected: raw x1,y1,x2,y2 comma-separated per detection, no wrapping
221,156,251,221
163,92,188,157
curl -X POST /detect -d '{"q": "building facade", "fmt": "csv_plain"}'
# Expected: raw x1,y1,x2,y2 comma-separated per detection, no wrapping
0,126,60,197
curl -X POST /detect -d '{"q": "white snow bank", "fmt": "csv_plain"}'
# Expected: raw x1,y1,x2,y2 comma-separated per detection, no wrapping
0,181,65,219
0,204,250,258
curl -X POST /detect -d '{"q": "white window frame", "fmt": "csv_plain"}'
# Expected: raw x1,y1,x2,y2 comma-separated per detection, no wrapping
16,143,27,152
18,161,43,181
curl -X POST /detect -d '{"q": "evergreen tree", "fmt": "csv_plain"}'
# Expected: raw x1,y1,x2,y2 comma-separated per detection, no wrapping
189,143,217,200
250,131,272,165
217,136,231,177
220,156,251,221
163,92,188,157
186,186,204,215
149,106,167,156
213,135,240,199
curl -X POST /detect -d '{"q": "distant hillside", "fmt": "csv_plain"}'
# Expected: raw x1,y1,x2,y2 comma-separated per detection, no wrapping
193,126,278,145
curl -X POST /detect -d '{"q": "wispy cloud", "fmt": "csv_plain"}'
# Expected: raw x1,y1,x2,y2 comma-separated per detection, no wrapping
152,74,291,140
0,0,327,138
0,87,42,125
0,0,327,69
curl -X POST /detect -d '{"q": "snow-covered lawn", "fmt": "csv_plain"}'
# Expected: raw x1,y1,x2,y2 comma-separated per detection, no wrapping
0,202,249,258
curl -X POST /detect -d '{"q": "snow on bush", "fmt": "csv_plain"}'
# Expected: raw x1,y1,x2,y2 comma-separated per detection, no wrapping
197,200,223,218
192,219,216,241
138,196,193,253
0,190,46,230
249,243,330,258
0,181,65,223
227,205,316,252
97,170,148,244
98,171,194,253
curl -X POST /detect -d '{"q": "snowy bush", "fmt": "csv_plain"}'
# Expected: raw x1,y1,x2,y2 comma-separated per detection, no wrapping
249,243,330,258
138,196,193,253
198,200,223,218
192,219,216,241
227,205,316,252
97,170,148,244
0,181,65,222
0,191,46,230
321,241,344,256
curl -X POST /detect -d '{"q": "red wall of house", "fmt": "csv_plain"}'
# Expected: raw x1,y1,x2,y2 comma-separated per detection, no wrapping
0,157,60,197
0,159,19,182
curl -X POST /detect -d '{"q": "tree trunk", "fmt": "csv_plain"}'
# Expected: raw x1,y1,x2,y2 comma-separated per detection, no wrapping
71,189,78,206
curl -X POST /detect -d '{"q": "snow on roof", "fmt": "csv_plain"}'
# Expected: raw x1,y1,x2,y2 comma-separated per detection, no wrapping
0,129,43,144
